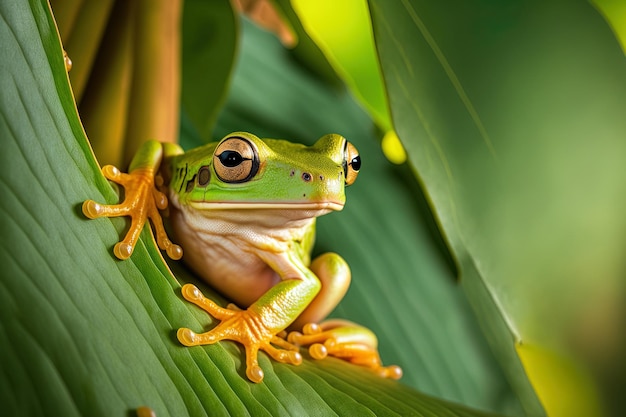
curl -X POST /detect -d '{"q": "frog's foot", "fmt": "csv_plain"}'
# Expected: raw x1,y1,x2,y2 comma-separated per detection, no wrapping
177,284,302,383
288,320,402,380
82,165,182,260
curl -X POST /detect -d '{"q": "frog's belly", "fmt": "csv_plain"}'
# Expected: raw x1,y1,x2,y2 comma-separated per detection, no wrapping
170,210,283,307
188,240,280,307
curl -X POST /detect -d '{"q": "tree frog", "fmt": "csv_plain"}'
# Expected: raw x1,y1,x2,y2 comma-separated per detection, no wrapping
83,132,401,383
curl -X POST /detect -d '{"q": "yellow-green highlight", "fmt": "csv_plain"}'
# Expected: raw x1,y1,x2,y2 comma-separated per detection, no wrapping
591,0,626,54
291,0,388,129
516,343,604,417
382,130,407,165
292,0,408,164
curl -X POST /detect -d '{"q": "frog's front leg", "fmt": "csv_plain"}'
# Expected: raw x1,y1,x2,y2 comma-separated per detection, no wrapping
177,252,321,383
177,284,303,382
82,141,182,260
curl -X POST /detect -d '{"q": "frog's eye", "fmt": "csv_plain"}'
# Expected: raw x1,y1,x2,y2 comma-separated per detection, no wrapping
213,136,259,183
343,141,361,186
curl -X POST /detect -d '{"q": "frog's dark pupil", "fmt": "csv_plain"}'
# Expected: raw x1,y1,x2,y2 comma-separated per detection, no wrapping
219,151,243,167
350,155,361,171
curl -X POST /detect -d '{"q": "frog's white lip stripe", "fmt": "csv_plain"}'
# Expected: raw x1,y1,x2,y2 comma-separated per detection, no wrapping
189,201,345,211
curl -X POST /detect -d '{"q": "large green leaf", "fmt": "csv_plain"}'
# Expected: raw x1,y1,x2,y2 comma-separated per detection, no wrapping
369,0,626,415
0,0,529,415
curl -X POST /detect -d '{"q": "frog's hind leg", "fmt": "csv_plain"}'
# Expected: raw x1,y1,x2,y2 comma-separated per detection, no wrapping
290,252,351,330
288,319,402,380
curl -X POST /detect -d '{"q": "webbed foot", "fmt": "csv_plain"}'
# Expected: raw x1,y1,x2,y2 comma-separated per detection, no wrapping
83,165,182,260
177,284,302,383
288,320,402,380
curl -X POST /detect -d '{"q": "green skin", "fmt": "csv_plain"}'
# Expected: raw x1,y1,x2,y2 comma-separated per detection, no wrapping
158,132,358,332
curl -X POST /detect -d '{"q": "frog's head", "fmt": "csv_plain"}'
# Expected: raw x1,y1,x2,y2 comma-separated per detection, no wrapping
177,132,360,216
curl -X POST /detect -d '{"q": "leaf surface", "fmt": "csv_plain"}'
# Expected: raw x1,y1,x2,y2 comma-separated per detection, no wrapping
369,0,626,415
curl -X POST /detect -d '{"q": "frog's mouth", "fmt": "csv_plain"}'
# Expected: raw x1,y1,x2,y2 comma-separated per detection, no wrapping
188,200,345,211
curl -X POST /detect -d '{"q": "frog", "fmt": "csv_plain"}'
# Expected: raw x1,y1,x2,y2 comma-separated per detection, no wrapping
83,132,401,383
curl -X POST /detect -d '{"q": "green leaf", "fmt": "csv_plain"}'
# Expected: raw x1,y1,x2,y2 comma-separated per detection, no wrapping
181,0,237,141
270,0,344,86
591,0,626,53
0,0,522,415
369,0,626,415
288,0,392,131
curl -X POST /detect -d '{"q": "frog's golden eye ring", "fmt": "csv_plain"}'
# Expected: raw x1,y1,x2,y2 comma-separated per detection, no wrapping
213,136,260,183
343,141,360,186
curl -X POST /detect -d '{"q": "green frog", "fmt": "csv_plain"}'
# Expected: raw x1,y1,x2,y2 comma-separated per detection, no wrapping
83,132,401,383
